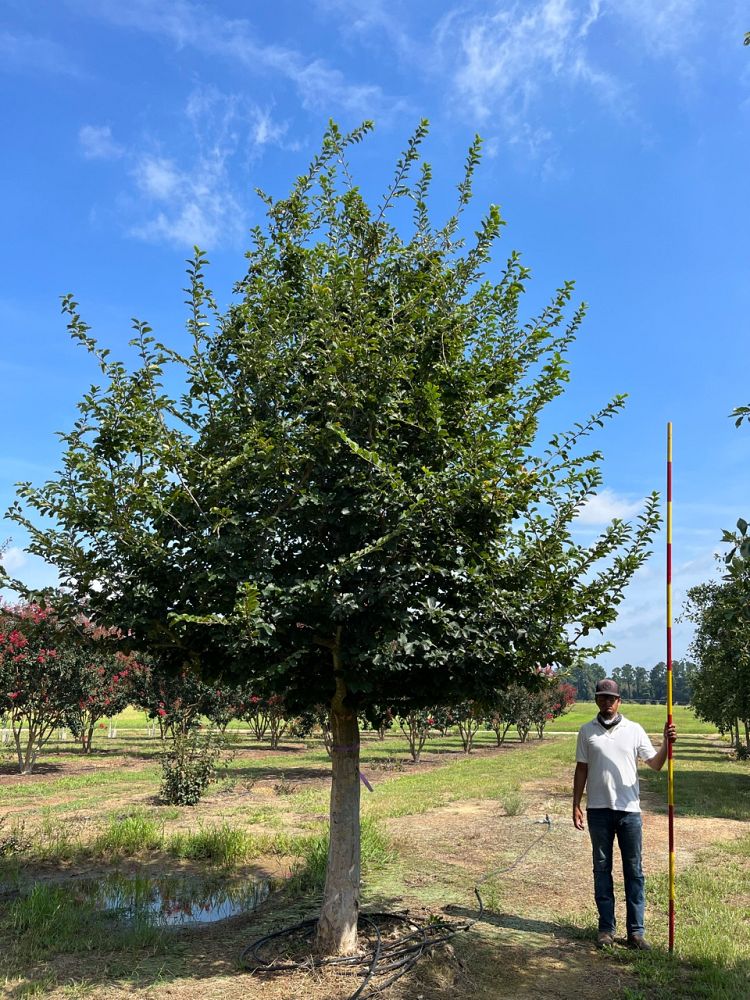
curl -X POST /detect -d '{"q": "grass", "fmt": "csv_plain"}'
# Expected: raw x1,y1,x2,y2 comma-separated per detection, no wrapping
8,881,167,957
641,734,750,821
93,812,164,858
167,823,290,865
0,714,746,999
545,702,717,734
288,817,396,895
630,834,750,998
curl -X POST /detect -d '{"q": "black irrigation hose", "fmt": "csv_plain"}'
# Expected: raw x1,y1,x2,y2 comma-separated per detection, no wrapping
239,816,552,1000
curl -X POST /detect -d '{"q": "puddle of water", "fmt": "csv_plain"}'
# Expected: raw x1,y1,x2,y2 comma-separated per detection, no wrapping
68,872,271,926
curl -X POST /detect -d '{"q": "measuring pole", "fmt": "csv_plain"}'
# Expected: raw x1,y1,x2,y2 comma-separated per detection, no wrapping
666,422,675,952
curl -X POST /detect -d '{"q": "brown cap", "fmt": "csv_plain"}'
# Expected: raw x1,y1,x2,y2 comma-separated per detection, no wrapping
595,678,621,698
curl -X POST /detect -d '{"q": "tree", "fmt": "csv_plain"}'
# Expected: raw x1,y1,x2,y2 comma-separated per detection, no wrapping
631,665,647,701
5,122,659,954
568,661,605,700
0,603,83,773
619,663,635,699
533,678,575,738
65,646,139,752
649,662,666,702
684,577,750,750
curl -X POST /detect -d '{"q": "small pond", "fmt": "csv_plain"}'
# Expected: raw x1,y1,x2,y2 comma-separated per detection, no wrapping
65,872,271,926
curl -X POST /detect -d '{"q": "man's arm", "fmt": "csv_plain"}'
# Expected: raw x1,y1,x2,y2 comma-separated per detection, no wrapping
573,761,588,830
645,722,677,771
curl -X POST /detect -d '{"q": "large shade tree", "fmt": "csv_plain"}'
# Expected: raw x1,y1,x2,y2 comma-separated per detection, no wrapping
6,122,659,954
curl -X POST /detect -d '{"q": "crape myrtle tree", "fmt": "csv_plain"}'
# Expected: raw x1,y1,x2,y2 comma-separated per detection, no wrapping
6,122,659,954
0,603,79,773
64,641,139,753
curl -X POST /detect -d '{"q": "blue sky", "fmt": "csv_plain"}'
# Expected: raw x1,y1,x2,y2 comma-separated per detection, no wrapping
1,0,749,670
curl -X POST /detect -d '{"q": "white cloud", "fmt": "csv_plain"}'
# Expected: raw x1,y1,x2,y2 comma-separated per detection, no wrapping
443,0,610,120
314,0,421,66
1,547,27,573
79,87,294,249
134,156,181,199
437,0,710,156
130,151,245,249
127,88,297,248
79,124,123,160
0,30,81,77
576,488,644,525
433,0,628,159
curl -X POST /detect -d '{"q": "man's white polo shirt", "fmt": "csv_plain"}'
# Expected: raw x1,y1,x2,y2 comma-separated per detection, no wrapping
576,716,657,812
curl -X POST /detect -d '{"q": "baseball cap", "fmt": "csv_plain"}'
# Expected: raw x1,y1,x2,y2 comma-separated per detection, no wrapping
595,678,621,698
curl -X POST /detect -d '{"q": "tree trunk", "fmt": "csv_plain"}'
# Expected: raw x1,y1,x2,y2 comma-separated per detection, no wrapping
744,720,749,750
316,651,360,956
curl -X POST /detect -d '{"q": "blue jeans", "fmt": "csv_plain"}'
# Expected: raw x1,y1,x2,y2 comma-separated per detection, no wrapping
587,808,645,937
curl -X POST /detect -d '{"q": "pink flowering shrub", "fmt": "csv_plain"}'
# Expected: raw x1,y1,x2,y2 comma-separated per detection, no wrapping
64,645,142,752
0,603,81,773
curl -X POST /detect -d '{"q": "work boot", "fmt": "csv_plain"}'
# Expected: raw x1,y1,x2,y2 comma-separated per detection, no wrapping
597,931,615,948
627,935,651,951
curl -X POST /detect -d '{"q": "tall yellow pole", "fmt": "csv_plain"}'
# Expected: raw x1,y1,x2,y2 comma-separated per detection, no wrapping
667,422,675,952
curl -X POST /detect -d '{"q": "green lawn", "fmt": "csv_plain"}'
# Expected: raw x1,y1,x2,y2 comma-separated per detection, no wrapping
546,701,716,734
100,699,717,737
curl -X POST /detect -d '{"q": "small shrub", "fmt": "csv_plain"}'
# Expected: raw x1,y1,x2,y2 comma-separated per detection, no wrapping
501,790,525,816
0,817,31,857
159,728,231,806
368,756,405,772
272,775,298,796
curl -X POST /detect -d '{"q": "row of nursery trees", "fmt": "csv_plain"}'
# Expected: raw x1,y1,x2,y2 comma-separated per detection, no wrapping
1,123,660,956
569,659,696,704
0,601,302,772
0,599,575,771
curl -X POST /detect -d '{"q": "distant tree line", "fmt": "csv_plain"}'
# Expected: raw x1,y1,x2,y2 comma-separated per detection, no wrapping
567,659,696,704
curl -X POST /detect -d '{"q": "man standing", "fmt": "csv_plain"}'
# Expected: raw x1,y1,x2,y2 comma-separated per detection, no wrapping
573,678,677,950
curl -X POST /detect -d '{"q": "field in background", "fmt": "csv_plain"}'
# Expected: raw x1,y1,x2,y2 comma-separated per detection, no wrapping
545,702,715,734
104,700,716,738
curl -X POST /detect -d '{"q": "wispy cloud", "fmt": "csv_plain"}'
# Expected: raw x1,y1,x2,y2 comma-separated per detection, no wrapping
595,546,718,666
576,488,644,525
612,0,702,59
0,30,81,77
81,89,292,249
72,0,404,118
436,0,710,157
79,124,123,160
129,150,245,249
439,0,618,129
314,0,422,67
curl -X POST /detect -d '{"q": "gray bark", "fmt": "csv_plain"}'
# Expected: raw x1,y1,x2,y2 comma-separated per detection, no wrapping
316,645,360,956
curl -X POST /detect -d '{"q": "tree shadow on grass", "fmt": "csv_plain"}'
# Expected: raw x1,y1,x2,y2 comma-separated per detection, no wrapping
642,767,750,821
0,761,64,777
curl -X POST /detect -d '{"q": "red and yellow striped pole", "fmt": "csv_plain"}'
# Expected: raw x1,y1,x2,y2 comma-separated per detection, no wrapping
666,422,675,952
